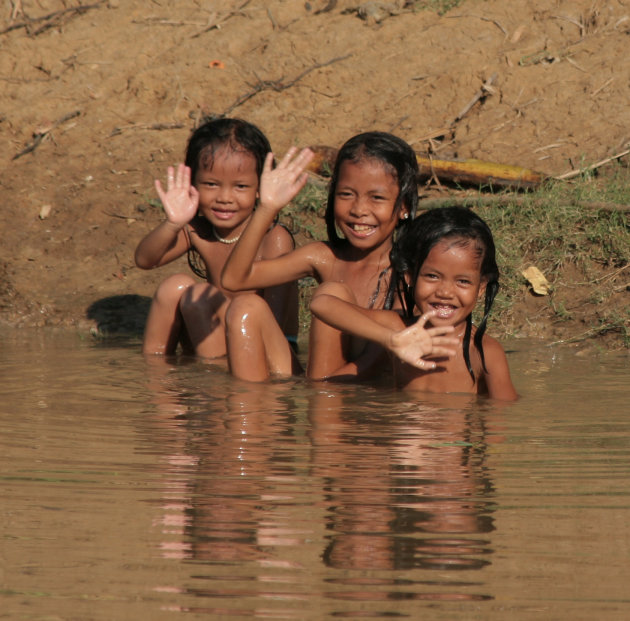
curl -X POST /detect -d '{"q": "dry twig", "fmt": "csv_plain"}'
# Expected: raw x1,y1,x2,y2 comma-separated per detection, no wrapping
446,13,507,36
109,122,185,137
453,72,498,124
1,1,106,36
13,110,80,160
222,54,351,117
190,0,251,39
555,148,630,180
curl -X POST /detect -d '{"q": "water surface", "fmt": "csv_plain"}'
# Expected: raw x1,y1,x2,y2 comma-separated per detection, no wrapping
1,329,629,620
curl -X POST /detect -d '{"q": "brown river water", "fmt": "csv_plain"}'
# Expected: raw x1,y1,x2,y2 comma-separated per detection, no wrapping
1,329,629,620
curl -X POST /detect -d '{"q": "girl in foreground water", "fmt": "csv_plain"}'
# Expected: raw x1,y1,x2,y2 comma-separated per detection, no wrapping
311,207,518,400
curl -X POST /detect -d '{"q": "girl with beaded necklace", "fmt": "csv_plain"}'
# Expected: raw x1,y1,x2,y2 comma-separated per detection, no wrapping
135,118,301,358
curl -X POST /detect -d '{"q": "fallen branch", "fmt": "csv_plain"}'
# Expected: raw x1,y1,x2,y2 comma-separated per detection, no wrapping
132,18,207,27
222,54,351,116
555,148,630,180
446,13,507,37
104,211,138,220
418,152,543,189
1,1,106,37
566,265,629,287
190,0,251,39
109,122,185,137
13,110,80,160
453,72,498,123
305,145,546,190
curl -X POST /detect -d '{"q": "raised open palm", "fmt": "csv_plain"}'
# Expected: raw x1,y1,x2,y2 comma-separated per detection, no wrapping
154,163,199,226
389,312,458,370
258,147,314,213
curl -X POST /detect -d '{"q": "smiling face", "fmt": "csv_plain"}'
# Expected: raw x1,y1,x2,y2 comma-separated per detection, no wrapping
194,146,259,238
333,158,408,252
414,237,487,330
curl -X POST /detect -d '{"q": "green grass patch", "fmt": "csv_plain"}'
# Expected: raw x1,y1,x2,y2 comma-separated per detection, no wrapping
407,0,465,15
285,164,629,346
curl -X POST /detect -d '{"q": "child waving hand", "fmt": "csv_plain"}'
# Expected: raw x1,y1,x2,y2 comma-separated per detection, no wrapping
311,207,518,400
222,132,420,382
135,118,300,359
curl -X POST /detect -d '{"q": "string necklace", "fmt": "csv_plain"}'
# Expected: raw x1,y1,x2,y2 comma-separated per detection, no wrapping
212,226,241,245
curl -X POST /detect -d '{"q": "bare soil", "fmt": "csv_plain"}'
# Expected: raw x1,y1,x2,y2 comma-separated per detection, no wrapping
1,0,628,345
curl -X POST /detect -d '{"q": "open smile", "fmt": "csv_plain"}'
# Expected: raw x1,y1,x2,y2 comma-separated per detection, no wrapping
429,303,459,318
345,222,377,237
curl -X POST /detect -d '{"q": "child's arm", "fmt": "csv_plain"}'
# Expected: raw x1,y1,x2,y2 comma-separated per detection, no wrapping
259,224,300,336
134,164,199,269
311,294,458,370
221,147,315,291
481,336,519,401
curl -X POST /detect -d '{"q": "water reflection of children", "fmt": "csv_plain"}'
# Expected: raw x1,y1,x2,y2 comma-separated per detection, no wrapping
308,388,495,574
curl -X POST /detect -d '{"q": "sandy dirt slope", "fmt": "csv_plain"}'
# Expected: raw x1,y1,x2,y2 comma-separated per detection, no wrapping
0,0,628,338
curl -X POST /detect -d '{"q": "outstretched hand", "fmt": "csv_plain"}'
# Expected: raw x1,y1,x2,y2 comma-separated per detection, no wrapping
154,163,199,226
258,147,314,214
389,311,459,370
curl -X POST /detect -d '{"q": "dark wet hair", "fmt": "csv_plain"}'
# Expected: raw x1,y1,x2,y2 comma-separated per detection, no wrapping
183,118,271,280
184,117,271,182
390,206,500,383
324,131,419,247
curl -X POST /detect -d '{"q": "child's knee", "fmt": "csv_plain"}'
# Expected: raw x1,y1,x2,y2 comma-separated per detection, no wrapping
225,294,268,330
154,273,195,304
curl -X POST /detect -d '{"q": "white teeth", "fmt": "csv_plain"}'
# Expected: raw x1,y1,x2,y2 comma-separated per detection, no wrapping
433,304,455,317
351,224,373,232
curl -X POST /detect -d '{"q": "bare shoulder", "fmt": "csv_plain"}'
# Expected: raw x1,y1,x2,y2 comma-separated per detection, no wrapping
480,333,518,401
260,223,295,257
481,332,506,356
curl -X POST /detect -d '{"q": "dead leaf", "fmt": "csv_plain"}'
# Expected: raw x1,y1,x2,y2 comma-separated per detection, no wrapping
522,265,551,295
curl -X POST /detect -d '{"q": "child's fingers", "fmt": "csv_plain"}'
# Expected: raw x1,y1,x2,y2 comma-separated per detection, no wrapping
295,171,310,192
155,178,166,201
426,326,456,339
165,166,175,189
279,147,314,172
174,163,188,187
263,151,275,174
294,147,315,168
275,147,297,169
416,309,439,328
431,344,457,358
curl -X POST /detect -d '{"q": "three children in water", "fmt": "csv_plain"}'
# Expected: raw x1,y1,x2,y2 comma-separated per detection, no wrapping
135,118,517,400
